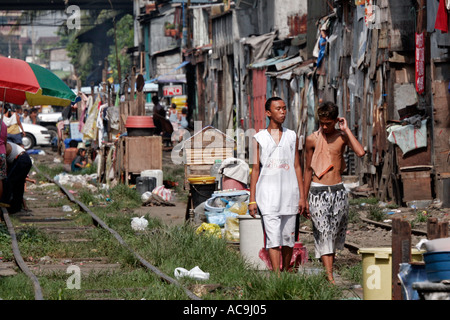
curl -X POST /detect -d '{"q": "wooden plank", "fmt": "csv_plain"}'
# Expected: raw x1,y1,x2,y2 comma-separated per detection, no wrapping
392,218,411,300
431,80,450,176
427,218,449,240
400,171,432,201
185,148,234,165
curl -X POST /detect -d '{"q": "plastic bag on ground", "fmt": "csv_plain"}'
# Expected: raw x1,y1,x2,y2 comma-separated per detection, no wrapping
152,185,173,202
195,223,221,238
224,217,239,242
131,216,148,231
174,266,210,280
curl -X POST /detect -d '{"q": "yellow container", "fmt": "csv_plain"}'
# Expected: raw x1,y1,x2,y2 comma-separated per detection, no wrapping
171,95,187,113
188,176,216,184
188,176,216,208
358,247,424,300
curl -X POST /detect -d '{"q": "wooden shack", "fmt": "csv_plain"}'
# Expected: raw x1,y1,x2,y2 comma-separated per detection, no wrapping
182,126,236,189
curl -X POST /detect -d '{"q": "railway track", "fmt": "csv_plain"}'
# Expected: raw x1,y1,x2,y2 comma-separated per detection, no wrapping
299,215,429,255
0,164,201,301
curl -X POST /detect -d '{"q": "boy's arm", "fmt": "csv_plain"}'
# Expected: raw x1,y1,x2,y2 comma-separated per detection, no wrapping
294,137,305,214
338,117,365,157
249,138,260,218
303,135,315,217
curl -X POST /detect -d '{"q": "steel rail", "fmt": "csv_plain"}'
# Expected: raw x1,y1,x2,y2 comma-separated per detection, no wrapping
33,165,201,301
1,207,44,300
298,216,428,255
360,217,428,236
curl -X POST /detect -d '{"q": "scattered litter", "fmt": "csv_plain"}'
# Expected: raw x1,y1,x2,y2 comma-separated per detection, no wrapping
141,191,152,203
195,223,221,238
40,256,53,264
141,191,175,207
174,266,210,280
62,205,72,212
416,239,429,251
152,185,173,202
53,173,98,192
131,216,148,231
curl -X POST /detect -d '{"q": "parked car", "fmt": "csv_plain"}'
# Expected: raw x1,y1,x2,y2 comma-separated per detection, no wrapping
21,123,52,150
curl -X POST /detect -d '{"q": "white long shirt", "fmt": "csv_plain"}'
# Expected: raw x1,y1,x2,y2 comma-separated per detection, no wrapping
6,142,25,164
253,127,299,216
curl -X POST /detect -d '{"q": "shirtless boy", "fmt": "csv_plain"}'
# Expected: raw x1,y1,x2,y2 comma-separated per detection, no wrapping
304,101,365,283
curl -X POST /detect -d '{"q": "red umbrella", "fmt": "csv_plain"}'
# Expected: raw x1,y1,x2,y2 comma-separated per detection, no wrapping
0,57,40,105
0,56,76,108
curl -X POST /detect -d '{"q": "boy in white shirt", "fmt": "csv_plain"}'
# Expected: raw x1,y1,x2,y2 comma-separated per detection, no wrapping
249,97,306,273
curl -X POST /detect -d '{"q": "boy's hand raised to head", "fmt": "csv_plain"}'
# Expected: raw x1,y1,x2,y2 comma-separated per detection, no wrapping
337,117,348,131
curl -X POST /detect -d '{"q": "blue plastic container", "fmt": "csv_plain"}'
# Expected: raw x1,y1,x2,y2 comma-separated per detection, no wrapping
423,251,450,282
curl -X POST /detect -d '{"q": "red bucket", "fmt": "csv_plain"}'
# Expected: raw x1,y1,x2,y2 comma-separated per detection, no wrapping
125,116,155,128
125,116,155,136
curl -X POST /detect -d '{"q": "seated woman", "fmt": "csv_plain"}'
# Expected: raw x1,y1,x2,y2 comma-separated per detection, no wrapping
71,148,87,172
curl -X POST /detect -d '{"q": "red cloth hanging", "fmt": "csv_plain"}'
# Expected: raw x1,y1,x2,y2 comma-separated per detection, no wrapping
435,0,449,33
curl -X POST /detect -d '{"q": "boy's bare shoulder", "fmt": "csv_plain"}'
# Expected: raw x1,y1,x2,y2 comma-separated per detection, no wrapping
306,132,317,140
336,129,349,142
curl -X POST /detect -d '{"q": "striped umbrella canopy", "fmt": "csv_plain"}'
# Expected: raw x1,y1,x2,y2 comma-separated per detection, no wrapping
0,56,76,108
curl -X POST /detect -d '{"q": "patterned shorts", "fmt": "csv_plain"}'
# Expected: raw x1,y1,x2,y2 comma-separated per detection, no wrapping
308,183,349,258
0,154,6,179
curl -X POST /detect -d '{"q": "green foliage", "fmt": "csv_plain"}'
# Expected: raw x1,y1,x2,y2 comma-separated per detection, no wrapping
367,205,385,222
57,10,133,85
107,14,134,83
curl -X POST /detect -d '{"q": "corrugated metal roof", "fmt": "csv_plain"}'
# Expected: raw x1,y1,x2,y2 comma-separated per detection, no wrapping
247,56,291,69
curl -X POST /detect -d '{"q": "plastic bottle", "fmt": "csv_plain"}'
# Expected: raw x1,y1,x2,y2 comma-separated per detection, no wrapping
210,159,222,190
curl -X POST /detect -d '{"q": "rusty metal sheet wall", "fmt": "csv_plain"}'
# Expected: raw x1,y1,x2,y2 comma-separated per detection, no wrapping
250,69,267,132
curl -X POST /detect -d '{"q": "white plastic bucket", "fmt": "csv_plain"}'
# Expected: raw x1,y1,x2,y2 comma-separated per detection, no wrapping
238,215,267,270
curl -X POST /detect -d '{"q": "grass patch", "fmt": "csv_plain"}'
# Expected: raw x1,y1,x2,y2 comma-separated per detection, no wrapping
367,205,386,222
411,210,428,228
349,197,378,206
347,207,360,224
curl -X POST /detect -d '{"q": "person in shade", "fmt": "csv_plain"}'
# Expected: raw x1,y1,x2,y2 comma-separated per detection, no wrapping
71,148,87,172
4,142,33,214
0,121,7,207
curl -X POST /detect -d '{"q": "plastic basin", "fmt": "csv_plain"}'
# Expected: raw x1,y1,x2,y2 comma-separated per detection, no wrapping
423,251,450,282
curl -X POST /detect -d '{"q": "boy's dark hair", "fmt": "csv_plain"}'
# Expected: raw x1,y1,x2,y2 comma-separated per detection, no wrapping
152,96,159,105
69,140,79,148
317,101,339,120
265,97,283,111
